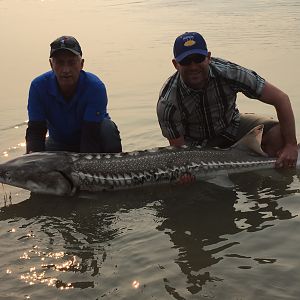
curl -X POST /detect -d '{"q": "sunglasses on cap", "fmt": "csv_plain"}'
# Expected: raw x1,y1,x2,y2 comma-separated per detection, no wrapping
50,36,82,57
178,55,206,66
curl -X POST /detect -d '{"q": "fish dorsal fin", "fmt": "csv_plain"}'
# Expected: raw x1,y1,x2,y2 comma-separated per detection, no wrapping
233,124,268,157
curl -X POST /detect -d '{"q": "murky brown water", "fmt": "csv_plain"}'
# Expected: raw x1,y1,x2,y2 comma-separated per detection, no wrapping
0,0,300,299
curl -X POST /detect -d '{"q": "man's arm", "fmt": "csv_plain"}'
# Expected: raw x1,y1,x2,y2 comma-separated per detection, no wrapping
157,100,185,147
259,81,298,167
80,76,112,153
26,79,48,154
25,121,47,153
80,121,103,153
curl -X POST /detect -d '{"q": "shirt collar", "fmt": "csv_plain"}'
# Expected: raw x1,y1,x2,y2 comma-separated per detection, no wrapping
179,76,199,95
208,64,215,78
178,65,215,96
48,70,85,99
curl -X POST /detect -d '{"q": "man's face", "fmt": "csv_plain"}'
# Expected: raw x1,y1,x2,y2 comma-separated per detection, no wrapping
49,50,84,90
172,52,211,90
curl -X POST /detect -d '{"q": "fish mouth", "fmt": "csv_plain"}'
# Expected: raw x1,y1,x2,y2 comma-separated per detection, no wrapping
56,170,76,195
22,170,76,196
38,170,76,196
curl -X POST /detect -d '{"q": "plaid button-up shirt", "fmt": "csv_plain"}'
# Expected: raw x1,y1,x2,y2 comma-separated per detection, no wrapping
157,57,265,145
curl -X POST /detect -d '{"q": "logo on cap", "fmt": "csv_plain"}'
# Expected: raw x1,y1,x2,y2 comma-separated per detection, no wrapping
59,37,68,47
183,40,196,47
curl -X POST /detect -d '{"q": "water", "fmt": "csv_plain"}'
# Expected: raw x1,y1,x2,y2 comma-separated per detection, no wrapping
0,0,300,299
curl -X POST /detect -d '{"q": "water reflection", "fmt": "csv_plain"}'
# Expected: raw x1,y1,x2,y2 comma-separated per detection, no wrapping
154,172,298,297
0,171,299,298
233,170,298,228
0,190,155,293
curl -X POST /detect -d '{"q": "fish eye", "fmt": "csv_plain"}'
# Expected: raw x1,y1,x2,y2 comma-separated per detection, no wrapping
5,171,11,181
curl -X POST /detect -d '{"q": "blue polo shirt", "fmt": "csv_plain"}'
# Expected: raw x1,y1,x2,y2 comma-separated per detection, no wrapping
27,70,109,145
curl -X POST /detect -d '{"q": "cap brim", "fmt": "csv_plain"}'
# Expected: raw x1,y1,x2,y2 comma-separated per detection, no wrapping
50,48,81,58
175,49,208,62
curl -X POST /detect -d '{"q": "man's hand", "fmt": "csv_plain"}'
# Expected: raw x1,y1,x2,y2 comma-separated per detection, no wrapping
177,173,196,185
275,143,298,168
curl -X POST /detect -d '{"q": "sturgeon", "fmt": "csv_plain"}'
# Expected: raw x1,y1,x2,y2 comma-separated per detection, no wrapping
0,126,299,196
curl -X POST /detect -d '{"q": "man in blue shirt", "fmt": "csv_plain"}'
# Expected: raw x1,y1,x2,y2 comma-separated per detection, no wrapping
26,35,122,153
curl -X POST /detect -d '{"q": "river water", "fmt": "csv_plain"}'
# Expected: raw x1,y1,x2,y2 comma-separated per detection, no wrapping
0,0,300,299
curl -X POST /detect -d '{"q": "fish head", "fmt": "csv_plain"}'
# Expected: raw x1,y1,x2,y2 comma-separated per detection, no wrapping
0,152,75,196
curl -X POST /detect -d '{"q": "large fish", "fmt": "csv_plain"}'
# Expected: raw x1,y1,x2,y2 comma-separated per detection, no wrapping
0,126,299,196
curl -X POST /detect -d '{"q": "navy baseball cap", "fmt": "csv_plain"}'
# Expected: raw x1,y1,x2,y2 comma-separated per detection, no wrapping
173,32,208,62
50,36,82,57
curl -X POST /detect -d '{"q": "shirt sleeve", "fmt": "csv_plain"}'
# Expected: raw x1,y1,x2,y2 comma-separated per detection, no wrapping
157,99,184,140
225,60,266,98
27,81,47,121
83,81,109,122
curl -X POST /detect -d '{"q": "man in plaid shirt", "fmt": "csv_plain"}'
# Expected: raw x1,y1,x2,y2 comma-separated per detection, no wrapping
157,32,298,168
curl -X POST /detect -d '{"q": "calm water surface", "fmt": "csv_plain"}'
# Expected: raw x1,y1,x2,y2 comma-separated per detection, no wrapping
0,0,300,299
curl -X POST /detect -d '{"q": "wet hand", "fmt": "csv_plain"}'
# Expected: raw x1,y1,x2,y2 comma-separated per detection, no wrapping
177,173,196,185
275,144,298,169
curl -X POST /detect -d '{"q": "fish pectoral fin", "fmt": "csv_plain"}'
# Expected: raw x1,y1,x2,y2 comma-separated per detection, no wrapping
206,175,235,189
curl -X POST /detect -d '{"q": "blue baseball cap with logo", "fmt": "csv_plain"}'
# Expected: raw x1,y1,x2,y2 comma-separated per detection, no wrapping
173,32,208,62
